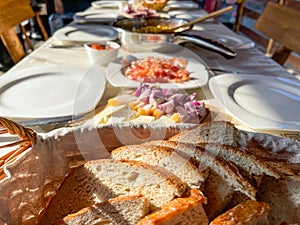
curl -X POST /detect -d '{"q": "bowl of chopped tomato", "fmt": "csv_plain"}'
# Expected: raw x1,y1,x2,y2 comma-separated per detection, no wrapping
84,41,120,66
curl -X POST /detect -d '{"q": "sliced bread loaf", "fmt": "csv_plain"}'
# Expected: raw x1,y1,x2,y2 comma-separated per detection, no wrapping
58,195,149,225
169,121,300,170
167,121,300,178
111,145,207,188
137,189,208,225
143,140,257,199
40,159,187,225
209,200,270,225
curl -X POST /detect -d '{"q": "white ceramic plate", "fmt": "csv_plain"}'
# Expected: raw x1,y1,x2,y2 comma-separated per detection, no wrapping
0,66,106,118
74,11,119,23
106,44,209,89
168,10,212,21
167,0,199,9
209,74,300,131
91,1,123,9
53,24,118,42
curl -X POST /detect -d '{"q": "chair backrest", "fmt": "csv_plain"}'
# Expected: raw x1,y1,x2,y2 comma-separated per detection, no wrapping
254,1,300,65
0,0,48,63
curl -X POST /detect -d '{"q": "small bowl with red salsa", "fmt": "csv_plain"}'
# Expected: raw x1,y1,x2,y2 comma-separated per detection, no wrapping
84,41,120,66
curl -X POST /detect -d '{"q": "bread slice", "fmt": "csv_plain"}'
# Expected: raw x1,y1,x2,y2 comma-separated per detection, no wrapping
40,159,187,225
169,121,238,147
210,200,270,225
58,195,149,225
257,175,300,224
143,140,257,199
201,170,234,220
197,143,281,179
111,145,207,188
244,147,300,177
137,189,208,225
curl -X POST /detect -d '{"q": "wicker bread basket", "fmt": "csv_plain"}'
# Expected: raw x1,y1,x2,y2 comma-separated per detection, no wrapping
0,117,36,180
0,117,299,224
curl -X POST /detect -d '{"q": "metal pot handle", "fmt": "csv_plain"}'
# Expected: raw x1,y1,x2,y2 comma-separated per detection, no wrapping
174,33,237,59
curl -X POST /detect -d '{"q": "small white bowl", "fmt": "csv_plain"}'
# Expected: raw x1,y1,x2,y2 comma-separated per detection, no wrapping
84,41,120,66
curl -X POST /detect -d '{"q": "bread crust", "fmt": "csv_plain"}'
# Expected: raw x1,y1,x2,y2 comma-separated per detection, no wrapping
210,200,270,225
137,189,208,225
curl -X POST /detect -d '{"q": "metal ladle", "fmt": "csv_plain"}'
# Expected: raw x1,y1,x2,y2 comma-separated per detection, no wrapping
163,5,235,33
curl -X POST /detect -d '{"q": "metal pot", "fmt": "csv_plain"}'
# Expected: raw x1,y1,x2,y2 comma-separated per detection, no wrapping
113,17,192,47
113,17,236,58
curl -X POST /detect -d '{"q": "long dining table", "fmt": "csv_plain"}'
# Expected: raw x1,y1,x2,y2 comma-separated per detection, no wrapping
1,0,299,139
1,2,300,224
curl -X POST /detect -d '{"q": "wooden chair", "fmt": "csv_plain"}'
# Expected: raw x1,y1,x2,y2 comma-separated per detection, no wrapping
254,1,300,65
235,0,300,65
0,0,49,63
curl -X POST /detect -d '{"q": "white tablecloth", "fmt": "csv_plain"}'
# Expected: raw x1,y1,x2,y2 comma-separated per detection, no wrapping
1,2,299,139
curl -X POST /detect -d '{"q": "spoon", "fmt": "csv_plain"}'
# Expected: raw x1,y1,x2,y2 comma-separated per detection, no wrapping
121,54,138,64
164,5,235,33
